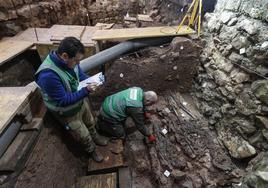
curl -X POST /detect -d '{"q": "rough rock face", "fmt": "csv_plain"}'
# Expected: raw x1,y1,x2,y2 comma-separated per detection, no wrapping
251,80,268,106
146,0,217,25
144,0,189,25
243,152,268,188
0,51,40,86
215,0,268,22
193,1,268,186
0,0,144,39
0,0,83,37
86,0,144,26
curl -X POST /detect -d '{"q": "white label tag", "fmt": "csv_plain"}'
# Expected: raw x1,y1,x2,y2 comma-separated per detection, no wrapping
161,129,168,135
164,108,171,113
164,170,170,177
182,102,187,106
130,88,138,100
239,48,246,54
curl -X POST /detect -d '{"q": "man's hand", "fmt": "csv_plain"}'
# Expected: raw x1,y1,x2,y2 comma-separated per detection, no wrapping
86,82,98,92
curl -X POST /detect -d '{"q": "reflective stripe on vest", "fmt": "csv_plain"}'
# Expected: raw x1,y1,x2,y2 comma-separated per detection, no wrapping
35,55,82,116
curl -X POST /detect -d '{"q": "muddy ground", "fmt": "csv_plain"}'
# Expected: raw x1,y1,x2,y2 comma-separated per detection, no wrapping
14,114,87,188
14,38,246,188
125,94,244,187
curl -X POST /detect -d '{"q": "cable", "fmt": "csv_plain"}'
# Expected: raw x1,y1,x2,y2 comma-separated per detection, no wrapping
230,61,268,80
27,2,39,41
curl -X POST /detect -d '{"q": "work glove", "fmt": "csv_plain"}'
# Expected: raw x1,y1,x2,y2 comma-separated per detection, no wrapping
144,112,151,119
143,134,156,145
148,135,156,142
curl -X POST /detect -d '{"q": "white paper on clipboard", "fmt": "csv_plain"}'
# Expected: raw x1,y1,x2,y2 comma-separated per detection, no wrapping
78,72,105,90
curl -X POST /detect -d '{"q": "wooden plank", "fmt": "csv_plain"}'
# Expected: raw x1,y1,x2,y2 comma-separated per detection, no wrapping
35,42,56,61
50,25,86,42
20,118,43,131
74,173,117,188
80,26,98,46
0,39,33,65
10,28,51,43
92,26,196,41
0,131,39,172
95,23,114,30
124,16,137,22
88,139,125,174
36,42,95,62
119,167,132,188
0,87,36,135
137,14,153,22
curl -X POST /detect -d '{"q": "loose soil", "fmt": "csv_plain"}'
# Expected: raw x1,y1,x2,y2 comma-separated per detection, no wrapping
124,95,243,187
14,115,87,188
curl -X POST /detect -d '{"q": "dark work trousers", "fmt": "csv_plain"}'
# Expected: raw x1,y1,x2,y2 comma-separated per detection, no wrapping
97,115,126,138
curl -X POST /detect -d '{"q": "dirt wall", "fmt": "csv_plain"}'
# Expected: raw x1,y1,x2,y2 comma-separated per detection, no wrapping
91,37,201,110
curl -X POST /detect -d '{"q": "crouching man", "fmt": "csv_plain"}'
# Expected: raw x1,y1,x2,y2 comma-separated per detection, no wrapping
97,87,157,143
35,37,107,162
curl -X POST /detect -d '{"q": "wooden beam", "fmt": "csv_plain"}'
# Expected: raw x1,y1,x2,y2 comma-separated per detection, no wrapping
11,28,51,43
0,87,36,135
74,173,117,188
95,23,114,30
88,139,125,174
80,26,99,46
0,130,39,172
124,16,137,22
20,118,43,131
92,26,196,41
119,167,132,188
0,40,33,66
49,25,86,41
137,14,153,22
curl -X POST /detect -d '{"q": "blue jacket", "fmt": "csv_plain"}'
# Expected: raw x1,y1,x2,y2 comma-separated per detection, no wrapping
36,51,89,107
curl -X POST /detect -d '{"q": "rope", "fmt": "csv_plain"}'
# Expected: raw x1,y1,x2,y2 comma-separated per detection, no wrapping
28,2,39,41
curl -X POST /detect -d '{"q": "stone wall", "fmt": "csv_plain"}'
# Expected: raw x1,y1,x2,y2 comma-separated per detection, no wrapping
215,0,268,22
0,0,144,39
0,50,40,86
86,0,143,25
194,0,268,161
0,0,84,37
145,0,189,24
193,1,268,186
146,0,217,25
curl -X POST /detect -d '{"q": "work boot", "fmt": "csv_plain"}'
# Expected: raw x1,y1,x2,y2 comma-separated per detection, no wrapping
93,134,108,146
90,150,104,163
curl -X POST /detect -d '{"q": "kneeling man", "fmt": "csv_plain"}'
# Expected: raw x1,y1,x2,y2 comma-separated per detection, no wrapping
97,87,157,142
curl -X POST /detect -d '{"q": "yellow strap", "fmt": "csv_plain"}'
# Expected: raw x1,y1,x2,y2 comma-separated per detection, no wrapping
198,0,202,37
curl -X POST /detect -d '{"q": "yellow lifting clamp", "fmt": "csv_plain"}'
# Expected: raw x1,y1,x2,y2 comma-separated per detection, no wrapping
176,0,203,37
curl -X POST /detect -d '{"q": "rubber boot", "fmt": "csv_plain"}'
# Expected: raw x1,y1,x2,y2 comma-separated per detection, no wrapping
93,133,108,146
90,150,104,163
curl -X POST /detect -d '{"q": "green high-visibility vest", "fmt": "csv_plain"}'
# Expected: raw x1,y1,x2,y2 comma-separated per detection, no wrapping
35,55,83,116
101,87,144,121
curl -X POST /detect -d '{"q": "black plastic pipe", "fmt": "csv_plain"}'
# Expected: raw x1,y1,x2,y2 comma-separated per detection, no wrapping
80,37,174,72
0,121,22,158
